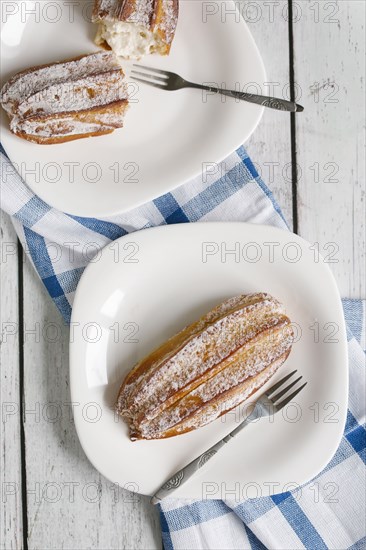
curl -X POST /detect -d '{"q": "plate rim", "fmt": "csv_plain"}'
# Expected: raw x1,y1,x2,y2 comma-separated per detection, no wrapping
0,1,267,216
69,222,349,496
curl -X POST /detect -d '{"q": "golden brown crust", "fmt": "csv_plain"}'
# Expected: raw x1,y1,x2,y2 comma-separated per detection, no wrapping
1,54,89,100
92,0,179,57
3,53,91,80
13,100,129,144
133,319,290,432
0,51,129,144
160,351,290,438
95,38,112,51
117,294,268,411
13,128,114,145
116,293,294,440
153,0,179,54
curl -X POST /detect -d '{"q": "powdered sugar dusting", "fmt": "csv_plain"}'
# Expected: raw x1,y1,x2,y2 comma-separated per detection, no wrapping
157,0,177,43
14,105,127,139
92,0,178,58
128,298,284,416
126,0,154,26
140,326,293,438
0,51,128,143
17,72,127,118
166,357,286,437
1,51,122,115
116,293,295,440
116,293,279,412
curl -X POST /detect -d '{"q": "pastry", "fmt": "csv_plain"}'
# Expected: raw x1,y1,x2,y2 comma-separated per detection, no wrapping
116,293,294,440
0,51,129,144
92,0,179,59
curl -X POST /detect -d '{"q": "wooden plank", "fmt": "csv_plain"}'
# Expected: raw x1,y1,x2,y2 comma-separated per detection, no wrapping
294,0,365,298
21,258,161,550
10,3,366,549
240,0,294,227
12,4,295,549
0,213,23,549
16,5,294,548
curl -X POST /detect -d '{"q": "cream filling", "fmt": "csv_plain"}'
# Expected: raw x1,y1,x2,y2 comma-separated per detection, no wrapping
96,21,162,59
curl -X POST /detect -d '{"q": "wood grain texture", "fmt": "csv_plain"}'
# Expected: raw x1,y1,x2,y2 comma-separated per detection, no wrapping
13,5,295,549
240,0,294,227
0,213,23,549
21,257,161,550
294,0,365,297
2,1,365,549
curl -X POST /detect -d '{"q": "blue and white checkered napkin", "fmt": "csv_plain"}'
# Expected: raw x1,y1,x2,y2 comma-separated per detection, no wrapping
159,300,366,550
1,144,365,549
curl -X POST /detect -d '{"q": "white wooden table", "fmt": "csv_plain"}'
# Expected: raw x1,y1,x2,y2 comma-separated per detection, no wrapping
1,1,365,548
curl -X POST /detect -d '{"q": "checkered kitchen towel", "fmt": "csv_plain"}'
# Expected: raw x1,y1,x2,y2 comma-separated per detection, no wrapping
1,144,365,549
159,298,366,550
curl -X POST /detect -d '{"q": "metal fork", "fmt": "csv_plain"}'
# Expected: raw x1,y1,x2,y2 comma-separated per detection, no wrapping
151,370,307,504
131,65,304,113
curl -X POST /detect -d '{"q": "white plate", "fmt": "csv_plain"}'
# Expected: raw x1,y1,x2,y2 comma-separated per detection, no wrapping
70,222,348,499
0,0,265,217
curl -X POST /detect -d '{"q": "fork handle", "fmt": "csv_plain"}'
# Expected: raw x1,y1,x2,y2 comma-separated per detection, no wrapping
150,411,257,505
188,82,303,112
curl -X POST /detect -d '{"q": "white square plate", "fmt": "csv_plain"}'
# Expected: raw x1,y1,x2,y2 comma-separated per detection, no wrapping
1,0,265,216
70,222,348,499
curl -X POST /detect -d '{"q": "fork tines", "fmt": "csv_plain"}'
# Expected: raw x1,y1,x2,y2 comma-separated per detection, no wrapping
131,64,169,89
266,370,307,410
132,64,168,75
